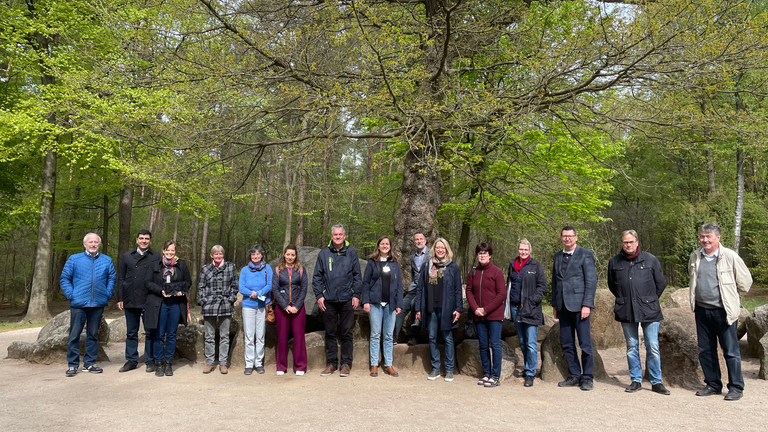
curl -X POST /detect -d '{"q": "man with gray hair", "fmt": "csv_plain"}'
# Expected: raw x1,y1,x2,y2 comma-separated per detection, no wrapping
608,229,669,395
313,224,362,377
689,222,752,401
60,233,116,377
198,245,238,374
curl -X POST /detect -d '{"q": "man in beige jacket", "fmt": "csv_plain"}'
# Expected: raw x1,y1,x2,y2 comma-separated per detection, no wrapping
688,222,752,401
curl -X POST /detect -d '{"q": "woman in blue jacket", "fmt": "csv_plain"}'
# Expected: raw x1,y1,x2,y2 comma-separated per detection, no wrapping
415,237,463,382
239,244,273,375
362,236,404,377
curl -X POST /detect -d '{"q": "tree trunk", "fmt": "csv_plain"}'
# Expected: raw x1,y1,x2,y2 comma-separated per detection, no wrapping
173,195,181,242
283,163,297,249
322,142,331,243
102,194,109,256
734,147,745,253
26,147,56,322
263,150,277,245
190,215,200,303
706,148,716,196
295,168,306,247
117,185,134,270
191,213,209,304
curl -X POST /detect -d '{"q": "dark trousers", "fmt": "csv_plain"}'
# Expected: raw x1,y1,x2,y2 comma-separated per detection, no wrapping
558,308,594,379
153,300,181,362
67,307,104,368
695,306,744,392
394,289,420,339
323,300,355,367
124,307,154,365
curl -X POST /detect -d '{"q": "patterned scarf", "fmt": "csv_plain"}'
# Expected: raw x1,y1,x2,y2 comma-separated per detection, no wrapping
428,256,450,285
163,256,178,279
248,260,266,272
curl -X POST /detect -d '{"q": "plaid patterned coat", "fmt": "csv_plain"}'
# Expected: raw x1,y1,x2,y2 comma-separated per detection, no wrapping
198,261,238,316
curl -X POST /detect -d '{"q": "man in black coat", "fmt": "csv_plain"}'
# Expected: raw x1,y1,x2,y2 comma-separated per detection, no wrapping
551,226,597,391
117,229,161,373
608,229,669,395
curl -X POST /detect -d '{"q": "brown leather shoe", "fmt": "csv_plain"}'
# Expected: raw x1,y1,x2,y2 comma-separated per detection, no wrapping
203,364,216,374
370,366,378,377
220,365,228,374
384,366,399,377
320,365,337,376
340,364,351,377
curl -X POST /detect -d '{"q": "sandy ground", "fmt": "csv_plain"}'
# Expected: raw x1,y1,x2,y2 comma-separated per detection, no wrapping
1,326,767,432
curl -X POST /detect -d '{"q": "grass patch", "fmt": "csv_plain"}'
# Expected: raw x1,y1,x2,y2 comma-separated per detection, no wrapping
742,297,768,313
0,320,47,333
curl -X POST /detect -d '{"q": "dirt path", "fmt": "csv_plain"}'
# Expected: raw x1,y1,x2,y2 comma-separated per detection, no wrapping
1,327,766,432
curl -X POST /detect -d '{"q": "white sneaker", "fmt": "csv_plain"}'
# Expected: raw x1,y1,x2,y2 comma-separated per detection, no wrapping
276,371,285,376
295,370,305,376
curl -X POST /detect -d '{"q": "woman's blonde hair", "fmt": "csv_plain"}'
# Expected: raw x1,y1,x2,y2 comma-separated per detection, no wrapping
429,237,454,261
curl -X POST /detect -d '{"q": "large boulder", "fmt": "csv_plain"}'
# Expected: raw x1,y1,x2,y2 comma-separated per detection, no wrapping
656,308,722,390
175,313,242,366
737,306,750,340
746,305,768,358
268,246,368,327
759,333,768,380
7,310,110,364
456,339,518,381
107,316,147,343
590,289,625,349
539,322,608,382
539,313,556,342
661,288,691,310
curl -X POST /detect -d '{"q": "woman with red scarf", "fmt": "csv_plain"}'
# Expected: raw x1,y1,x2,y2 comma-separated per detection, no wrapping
145,240,191,377
506,238,548,387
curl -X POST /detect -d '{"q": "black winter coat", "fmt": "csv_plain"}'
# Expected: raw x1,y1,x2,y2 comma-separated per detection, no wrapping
118,248,161,308
312,241,362,303
415,261,463,330
144,258,191,330
607,251,666,323
507,257,548,326
272,266,309,310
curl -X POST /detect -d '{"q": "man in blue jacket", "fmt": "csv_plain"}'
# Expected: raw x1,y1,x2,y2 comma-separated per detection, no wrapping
313,224,362,377
60,233,116,377
551,226,597,391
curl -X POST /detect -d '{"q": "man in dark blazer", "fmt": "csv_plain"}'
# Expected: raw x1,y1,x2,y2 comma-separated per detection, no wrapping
551,226,597,391
395,232,429,346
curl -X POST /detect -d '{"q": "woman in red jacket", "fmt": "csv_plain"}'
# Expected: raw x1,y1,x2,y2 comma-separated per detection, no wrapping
466,243,506,387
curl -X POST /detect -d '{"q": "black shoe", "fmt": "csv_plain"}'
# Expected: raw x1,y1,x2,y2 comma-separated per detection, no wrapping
724,389,743,401
625,381,642,393
524,376,534,387
146,363,157,373
255,366,265,374
580,379,594,391
407,337,418,347
119,362,138,373
155,362,165,377
164,362,173,377
83,365,103,374
652,383,670,395
65,367,78,377
558,376,580,387
695,386,722,397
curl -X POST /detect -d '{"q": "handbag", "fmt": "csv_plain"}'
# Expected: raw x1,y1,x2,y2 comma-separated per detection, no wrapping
463,267,478,339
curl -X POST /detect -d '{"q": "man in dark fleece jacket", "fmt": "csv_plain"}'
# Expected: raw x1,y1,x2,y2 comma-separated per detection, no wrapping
313,224,362,377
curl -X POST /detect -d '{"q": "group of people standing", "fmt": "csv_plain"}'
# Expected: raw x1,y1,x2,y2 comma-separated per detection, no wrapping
60,222,752,401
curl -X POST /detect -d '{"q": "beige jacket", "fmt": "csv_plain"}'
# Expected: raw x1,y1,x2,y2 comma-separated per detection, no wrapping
689,246,752,325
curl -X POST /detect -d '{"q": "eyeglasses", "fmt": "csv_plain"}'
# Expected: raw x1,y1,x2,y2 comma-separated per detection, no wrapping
622,241,636,245
477,252,489,256
561,235,576,239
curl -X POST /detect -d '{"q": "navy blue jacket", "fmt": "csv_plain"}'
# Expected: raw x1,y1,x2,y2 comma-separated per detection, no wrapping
272,266,309,310
312,241,362,303
507,257,548,326
362,258,404,310
415,261,463,330
607,250,666,323
60,251,116,308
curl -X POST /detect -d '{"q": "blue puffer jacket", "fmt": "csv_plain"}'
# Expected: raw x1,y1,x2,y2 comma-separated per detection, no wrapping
60,251,116,307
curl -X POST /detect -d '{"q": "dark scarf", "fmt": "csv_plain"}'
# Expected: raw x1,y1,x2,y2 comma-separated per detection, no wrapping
622,247,641,261
248,260,266,272
162,256,178,279
513,256,530,273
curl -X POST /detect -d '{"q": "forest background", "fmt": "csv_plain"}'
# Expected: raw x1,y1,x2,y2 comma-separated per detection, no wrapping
3,0,768,322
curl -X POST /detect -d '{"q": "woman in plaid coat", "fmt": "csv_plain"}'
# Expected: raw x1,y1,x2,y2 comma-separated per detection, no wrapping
198,244,239,374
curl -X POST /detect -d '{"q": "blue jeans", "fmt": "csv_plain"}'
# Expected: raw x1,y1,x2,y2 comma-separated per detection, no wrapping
369,303,397,367
153,300,181,362
512,306,539,377
427,308,454,373
67,307,105,368
695,307,744,392
621,321,661,384
475,319,502,378
124,307,154,365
